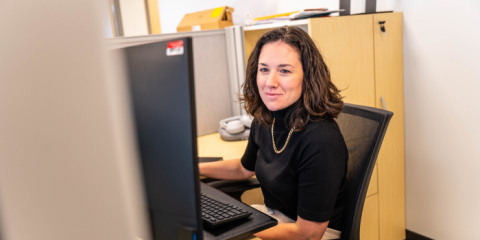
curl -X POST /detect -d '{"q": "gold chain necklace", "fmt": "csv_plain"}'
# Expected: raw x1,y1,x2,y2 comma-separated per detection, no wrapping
271,118,295,154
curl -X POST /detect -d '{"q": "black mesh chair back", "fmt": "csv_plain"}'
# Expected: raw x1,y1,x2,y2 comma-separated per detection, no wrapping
335,103,393,240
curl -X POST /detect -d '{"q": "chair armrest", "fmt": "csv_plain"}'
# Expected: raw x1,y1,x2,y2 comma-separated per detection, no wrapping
207,178,261,193
205,178,261,201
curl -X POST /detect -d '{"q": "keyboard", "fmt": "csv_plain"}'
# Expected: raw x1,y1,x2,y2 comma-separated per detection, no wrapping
200,192,252,229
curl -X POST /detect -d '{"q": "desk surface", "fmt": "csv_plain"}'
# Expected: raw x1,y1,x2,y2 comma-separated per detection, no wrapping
198,133,248,160
197,133,262,240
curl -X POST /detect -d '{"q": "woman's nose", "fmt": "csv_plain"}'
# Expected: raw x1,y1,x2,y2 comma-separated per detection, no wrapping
265,72,278,88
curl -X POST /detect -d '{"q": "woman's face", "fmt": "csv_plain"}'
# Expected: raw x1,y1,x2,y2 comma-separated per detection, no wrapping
257,41,303,112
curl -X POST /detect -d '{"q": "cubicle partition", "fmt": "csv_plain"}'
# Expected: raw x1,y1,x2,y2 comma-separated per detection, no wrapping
107,28,247,136
224,26,247,116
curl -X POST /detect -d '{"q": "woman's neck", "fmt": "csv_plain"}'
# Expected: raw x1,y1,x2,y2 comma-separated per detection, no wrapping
271,104,295,131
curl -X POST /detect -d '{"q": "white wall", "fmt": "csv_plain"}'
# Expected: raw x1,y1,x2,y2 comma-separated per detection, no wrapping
158,0,392,34
394,1,480,239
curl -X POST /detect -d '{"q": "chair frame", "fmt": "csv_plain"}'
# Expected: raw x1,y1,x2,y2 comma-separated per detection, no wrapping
339,104,393,240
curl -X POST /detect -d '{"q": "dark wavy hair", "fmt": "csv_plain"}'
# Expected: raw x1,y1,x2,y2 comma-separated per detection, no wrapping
239,26,344,131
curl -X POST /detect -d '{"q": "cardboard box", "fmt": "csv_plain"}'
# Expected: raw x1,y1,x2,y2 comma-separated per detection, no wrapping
177,6,234,32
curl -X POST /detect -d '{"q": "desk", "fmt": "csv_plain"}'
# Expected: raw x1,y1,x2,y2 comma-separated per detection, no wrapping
198,133,264,240
198,133,248,161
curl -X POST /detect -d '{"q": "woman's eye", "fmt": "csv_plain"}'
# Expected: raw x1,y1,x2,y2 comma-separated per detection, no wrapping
259,68,269,72
280,69,291,74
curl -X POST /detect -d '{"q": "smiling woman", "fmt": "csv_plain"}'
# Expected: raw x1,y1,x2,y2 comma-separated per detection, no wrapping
239,27,346,240
200,27,348,240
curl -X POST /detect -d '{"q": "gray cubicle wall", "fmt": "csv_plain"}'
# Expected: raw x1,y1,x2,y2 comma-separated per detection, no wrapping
225,26,247,116
191,34,232,136
107,30,239,136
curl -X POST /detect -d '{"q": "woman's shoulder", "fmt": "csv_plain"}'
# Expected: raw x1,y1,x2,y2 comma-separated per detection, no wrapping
296,118,348,164
304,118,341,133
300,118,345,144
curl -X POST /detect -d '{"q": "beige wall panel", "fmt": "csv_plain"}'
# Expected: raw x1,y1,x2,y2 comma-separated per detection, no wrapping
360,194,380,240
193,35,233,136
373,12,406,240
309,15,376,107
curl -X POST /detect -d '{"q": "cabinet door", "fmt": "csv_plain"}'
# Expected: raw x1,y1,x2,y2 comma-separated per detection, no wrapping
244,29,270,62
309,15,379,238
373,12,406,240
309,15,376,107
361,194,379,240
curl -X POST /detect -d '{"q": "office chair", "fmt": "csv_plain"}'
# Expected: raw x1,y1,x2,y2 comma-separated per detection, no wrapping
205,103,393,240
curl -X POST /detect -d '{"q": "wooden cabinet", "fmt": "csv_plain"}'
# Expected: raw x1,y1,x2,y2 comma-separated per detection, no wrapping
372,13,406,240
361,194,380,240
243,12,405,240
310,12,405,240
309,15,376,108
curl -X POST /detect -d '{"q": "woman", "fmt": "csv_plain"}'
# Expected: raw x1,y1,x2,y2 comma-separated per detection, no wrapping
199,26,347,240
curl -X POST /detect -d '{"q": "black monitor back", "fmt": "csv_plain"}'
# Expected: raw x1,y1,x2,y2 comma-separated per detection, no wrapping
124,37,203,240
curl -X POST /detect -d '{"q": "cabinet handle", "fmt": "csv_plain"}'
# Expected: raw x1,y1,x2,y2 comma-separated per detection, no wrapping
379,21,386,36
381,96,387,110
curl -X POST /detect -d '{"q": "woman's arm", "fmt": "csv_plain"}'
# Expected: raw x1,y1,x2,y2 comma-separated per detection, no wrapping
254,216,328,240
199,159,255,180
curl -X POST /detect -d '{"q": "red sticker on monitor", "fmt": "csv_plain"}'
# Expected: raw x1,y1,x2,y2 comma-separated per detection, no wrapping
166,40,184,56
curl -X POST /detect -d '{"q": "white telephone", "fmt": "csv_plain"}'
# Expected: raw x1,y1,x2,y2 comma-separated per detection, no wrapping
218,115,253,141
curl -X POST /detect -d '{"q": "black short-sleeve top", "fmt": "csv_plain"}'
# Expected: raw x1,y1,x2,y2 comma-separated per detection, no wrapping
241,106,348,231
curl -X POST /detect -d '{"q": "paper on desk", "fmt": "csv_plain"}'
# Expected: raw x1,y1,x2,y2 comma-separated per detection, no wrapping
247,8,344,26
290,9,344,19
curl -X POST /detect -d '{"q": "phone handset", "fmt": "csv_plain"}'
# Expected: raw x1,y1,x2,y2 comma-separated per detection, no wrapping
218,115,253,141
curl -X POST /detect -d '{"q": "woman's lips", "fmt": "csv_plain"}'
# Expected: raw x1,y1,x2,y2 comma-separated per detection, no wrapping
265,92,281,99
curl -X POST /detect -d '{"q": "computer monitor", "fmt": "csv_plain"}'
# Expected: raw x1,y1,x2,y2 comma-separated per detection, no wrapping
123,37,203,240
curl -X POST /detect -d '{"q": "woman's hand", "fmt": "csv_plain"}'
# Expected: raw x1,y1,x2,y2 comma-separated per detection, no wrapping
199,159,255,180
254,216,329,240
